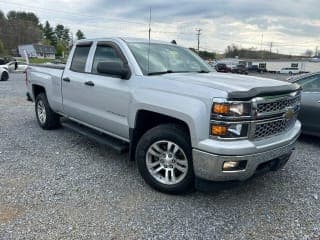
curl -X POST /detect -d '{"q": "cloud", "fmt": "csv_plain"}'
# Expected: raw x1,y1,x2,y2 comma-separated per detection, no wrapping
1,0,319,54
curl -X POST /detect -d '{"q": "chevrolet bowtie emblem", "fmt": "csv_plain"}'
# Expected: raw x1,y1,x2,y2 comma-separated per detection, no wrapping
284,107,294,120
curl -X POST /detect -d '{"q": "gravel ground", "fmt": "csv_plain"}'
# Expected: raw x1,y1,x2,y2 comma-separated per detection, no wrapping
0,73,319,239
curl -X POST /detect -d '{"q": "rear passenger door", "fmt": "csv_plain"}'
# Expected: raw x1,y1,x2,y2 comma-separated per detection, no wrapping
61,41,93,122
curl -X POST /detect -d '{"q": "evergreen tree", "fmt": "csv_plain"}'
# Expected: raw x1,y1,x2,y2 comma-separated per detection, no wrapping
76,30,85,40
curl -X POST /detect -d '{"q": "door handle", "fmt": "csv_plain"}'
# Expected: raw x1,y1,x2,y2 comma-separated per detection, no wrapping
84,81,94,86
317,100,320,103
62,77,70,82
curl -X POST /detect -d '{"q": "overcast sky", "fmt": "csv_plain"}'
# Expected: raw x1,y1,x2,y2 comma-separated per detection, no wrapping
1,0,320,55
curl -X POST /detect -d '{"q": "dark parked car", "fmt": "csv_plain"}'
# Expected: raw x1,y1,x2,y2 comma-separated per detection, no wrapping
290,72,320,137
247,65,259,72
231,64,248,74
215,63,230,73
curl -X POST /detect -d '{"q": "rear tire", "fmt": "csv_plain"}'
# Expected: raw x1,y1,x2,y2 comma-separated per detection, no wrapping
135,124,194,194
35,93,60,130
0,72,9,81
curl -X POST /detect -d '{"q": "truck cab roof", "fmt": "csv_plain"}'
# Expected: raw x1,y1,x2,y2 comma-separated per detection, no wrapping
76,37,176,46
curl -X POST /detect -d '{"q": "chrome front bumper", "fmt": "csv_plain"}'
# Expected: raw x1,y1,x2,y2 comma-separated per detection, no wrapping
192,123,300,182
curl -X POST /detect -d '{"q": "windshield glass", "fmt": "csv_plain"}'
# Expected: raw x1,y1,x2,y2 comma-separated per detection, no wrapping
128,42,211,75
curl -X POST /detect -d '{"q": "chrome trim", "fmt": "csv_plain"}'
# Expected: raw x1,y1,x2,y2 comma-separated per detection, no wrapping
210,91,301,140
252,92,301,118
210,114,297,141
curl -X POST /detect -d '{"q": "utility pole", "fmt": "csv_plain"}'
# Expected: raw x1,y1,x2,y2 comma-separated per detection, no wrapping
196,28,201,52
270,42,273,53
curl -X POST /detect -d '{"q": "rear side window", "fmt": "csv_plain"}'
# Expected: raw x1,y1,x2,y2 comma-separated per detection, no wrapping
92,45,123,74
70,45,91,72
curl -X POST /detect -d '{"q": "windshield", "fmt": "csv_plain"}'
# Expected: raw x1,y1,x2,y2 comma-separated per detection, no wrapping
128,42,211,75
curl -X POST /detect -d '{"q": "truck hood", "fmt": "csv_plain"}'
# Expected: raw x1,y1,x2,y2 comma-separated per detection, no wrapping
155,72,299,99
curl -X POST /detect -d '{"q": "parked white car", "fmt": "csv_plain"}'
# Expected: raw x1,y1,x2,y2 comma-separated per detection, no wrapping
0,61,28,73
0,66,9,81
279,67,300,75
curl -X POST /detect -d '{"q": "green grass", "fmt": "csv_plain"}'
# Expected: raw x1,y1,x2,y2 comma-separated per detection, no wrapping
28,58,55,64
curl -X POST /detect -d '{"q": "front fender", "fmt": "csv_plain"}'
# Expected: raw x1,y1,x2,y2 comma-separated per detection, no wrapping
129,89,211,147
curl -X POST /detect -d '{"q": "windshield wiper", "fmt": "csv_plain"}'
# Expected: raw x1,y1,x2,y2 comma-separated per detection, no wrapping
197,70,210,73
147,70,209,75
147,70,174,76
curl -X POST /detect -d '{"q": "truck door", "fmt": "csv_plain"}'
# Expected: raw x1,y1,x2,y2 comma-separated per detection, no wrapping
62,41,131,140
61,41,94,122
82,41,132,139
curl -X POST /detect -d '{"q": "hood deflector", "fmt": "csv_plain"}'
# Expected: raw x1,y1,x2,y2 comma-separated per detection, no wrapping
228,83,301,100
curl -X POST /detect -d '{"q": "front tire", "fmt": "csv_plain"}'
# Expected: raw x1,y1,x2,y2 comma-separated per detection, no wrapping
135,124,194,194
0,72,9,81
35,93,60,129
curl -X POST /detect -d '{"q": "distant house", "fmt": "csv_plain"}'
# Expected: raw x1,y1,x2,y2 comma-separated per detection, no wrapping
18,44,55,59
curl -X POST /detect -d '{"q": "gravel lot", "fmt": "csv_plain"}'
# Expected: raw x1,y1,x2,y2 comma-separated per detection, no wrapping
0,73,319,239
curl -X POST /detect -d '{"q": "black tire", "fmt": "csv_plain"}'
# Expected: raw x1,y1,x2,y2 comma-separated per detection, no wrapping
35,93,60,130
0,71,9,81
135,124,194,194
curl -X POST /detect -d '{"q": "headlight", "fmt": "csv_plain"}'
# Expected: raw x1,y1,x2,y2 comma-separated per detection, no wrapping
212,102,251,117
211,123,249,138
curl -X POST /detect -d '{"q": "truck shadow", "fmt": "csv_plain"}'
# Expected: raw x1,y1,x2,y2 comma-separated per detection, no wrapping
298,134,320,147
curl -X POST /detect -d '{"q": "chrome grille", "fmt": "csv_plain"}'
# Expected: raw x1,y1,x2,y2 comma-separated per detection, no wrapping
254,115,297,139
256,94,300,114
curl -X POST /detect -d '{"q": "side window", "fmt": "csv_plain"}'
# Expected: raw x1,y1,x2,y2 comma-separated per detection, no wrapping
92,45,123,74
70,45,91,72
297,75,320,92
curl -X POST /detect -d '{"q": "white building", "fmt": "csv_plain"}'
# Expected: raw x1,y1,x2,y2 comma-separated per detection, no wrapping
18,44,55,59
249,60,320,73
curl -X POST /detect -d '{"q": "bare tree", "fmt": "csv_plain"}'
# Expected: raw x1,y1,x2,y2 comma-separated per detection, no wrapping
304,49,313,57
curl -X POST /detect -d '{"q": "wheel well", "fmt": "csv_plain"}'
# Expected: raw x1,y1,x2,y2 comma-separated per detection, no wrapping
32,85,46,99
1,71,8,78
129,110,191,161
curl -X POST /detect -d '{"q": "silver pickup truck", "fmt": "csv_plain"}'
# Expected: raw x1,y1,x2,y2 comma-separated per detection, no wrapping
26,37,301,194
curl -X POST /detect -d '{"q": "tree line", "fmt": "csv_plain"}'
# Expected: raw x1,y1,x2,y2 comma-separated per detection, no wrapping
0,10,86,57
224,44,317,59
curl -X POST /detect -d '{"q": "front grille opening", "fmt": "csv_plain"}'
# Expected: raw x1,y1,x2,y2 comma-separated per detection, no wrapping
254,116,296,139
257,94,300,114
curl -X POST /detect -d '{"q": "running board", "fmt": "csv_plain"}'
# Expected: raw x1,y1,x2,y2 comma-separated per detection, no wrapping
61,120,129,154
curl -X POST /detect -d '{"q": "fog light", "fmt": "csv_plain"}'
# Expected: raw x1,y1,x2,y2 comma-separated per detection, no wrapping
223,160,247,171
223,161,239,170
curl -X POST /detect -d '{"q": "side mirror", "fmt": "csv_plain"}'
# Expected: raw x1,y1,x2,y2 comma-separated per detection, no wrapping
97,61,130,79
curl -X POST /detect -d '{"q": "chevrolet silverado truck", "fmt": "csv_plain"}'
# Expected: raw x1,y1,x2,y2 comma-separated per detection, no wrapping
26,38,301,194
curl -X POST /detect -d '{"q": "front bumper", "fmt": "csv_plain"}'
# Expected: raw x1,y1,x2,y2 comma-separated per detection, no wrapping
192,122,300,182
